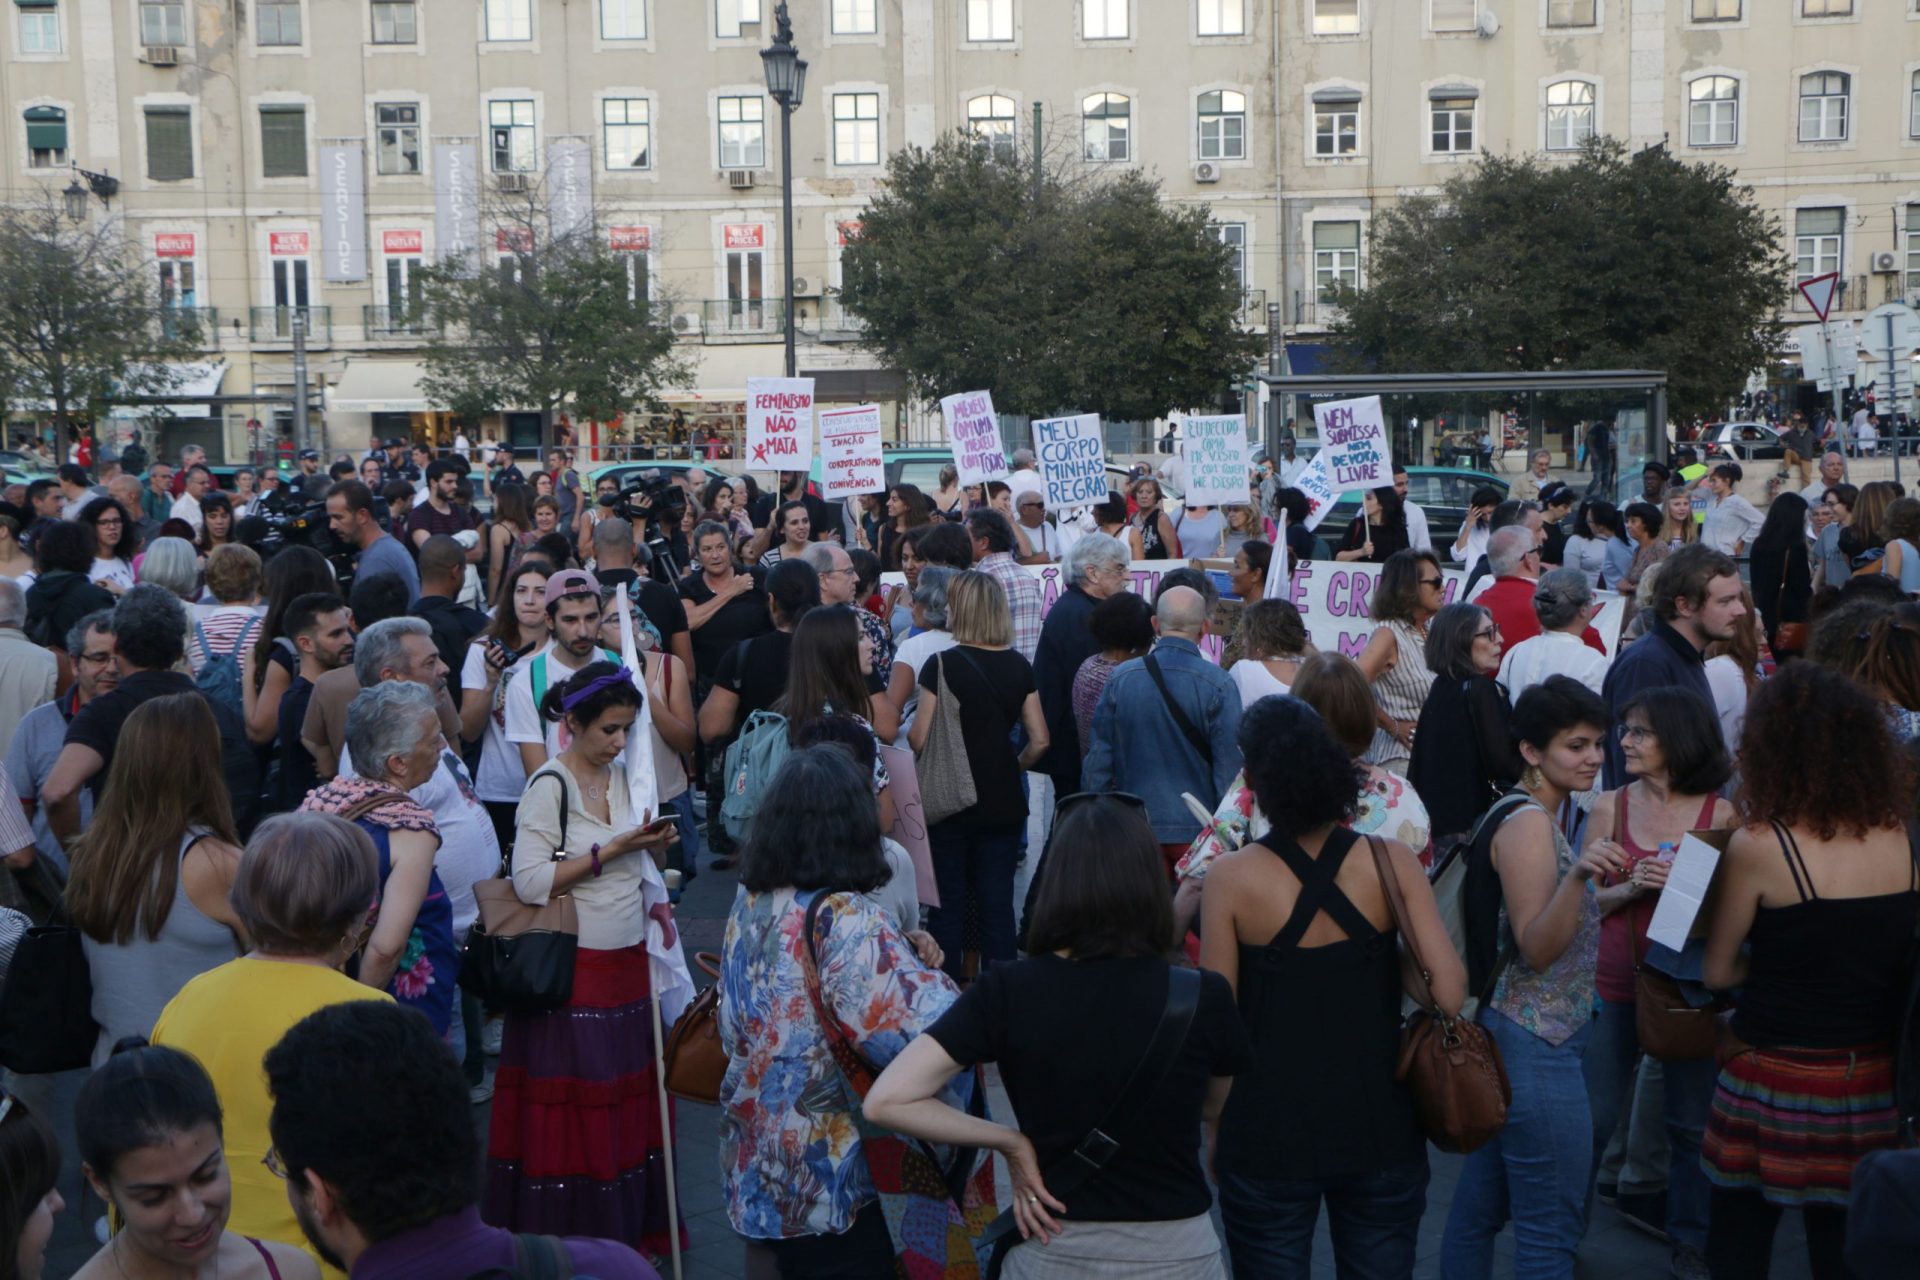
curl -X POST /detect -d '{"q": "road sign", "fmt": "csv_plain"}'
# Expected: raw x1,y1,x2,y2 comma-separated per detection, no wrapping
1866,303,1920,361
1798,320,1859,384
1798,272,1842,321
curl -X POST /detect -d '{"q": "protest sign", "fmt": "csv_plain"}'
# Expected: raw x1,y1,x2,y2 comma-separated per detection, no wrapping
746,377,815,469
1292,453,1339,530
818,404,885,500
876,745,939,908
1182,414,1252,507
1264,511,1290,599
1031,413,1106,512
1315,395,1390,492
940,390,1009,487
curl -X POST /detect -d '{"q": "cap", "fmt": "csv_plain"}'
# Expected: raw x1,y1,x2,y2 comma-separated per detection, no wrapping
544,568,602,609
383,437,404,448
298,448,319,461
1539,481,1575,507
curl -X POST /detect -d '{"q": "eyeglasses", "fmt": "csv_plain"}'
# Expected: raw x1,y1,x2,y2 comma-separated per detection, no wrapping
1473,625,1501,641
262,1147,289,1179
1419,577,1443,589
1618,725,1656,742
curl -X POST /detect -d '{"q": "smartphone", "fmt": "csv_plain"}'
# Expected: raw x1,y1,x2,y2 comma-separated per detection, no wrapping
640,815,679,836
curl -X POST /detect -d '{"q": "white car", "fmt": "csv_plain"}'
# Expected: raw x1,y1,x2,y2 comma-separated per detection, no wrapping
1701,421,1785,464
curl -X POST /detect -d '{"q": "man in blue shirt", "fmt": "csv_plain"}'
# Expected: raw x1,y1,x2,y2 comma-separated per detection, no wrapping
1083,585,1242,874
327,479,420,605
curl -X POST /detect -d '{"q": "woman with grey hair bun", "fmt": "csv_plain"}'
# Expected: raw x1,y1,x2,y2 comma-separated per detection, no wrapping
1496,567,1610,697
299,680,456,1034
135,534,199,603
886,564,958,743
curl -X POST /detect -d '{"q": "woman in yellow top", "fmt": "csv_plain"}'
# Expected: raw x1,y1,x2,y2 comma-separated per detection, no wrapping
151,812,390,1280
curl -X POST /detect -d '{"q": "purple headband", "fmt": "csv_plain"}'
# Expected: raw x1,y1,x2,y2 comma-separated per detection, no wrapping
560,666,635,712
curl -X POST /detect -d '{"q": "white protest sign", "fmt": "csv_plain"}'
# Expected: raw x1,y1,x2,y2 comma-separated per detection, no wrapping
1292,453,1339,530
940,390,1009,487
1315,395,1390,492
1182,414,1252,508
746,376,815,470
876,745,939,908
1031,413,1106,512
818,404,885,500
1264,510,1290,599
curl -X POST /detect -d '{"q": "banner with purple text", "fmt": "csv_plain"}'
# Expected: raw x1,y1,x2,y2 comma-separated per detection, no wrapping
940,390,1010,487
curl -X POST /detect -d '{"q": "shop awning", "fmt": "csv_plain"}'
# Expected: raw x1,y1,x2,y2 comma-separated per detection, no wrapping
98,360,226,418
1284,343,1334,376
328,360,438,413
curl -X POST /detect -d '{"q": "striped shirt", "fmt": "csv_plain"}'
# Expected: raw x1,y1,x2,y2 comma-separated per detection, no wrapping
186,605,264,677
978,551,1042,662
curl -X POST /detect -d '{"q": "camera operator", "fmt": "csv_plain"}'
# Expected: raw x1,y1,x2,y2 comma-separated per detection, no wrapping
601,471,689,583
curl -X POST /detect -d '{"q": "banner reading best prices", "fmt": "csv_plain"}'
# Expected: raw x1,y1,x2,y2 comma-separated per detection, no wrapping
941,390,1010,487
747,377,815,469
819,403,885,499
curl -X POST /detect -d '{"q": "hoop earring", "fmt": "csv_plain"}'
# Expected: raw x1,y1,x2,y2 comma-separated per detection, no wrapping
1521,764,1544,791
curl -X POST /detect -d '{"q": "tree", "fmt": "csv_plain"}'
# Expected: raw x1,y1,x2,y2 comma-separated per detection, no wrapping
1324,138,1790,420
412,181,690,445
838,133,1262,421
0,198,206,447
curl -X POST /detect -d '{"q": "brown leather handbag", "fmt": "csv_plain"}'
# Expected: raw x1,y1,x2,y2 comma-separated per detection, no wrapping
663,952,728,1103
1630,917,1723,1061
1367,835,1512,1155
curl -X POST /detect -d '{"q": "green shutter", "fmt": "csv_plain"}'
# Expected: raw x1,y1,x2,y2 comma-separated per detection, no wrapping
145,106,191,180
260,105,306,178
14,1,58,9
24,106,65,152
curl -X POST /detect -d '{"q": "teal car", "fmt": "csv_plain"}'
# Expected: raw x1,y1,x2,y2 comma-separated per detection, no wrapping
1318,467,1509,552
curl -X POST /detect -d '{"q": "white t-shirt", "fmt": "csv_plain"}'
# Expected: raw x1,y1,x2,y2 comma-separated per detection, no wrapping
503,643,605,761
338,738,500,937
1703,655,1750,754
89,558,135,593
462,640,532,803
1405,501,1433,554
1228,659,1292,707
891,628,958,744
1018,519,1063,562
169,491,204,532
1497,630,1609,699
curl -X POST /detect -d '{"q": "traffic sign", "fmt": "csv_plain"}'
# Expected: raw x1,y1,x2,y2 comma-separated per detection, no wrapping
1797,320,1859,384
1798,272,1842,321
1866,303,1920,361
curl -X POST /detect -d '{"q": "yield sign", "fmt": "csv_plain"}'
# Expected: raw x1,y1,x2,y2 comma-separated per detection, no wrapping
1798,271,1842,321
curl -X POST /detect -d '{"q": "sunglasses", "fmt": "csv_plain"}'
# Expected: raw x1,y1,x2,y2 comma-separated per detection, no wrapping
1419,577,1443,589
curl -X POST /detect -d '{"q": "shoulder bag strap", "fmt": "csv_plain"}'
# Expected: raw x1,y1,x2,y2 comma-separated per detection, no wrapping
1143,653,1212,765
1472,792,1536,1005
1367,834,1439,1016
333,785,411,826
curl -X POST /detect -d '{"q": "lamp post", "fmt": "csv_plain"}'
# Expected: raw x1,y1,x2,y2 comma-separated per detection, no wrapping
760,3,806,379
61,163,119,221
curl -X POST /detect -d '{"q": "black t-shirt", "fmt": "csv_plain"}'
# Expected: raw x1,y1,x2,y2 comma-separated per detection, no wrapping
679,568,771,692
493,464,527,487
713,630,794,723
65,670,260,831
918,646,1035,827
928,957,1251,1223
274,675,319,813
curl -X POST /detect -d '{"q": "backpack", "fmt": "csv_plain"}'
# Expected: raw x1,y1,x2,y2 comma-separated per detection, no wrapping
193,616,257,718
462,1233,577,1280
720,708,790,843
1426,791,1534,1020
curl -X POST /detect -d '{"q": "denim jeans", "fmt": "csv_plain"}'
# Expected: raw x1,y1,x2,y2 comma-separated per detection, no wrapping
1219,1157,1428,1280
669,788,702,887
926,819,1022,981
1581,997,1715,1252
1441,1007,1595,1280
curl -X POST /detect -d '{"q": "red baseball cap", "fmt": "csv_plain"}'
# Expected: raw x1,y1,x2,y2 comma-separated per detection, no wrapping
543,569,601,609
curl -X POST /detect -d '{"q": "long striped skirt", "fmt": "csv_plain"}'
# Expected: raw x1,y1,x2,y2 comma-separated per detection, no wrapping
1701,1044,1899,1209
482,944,682,1256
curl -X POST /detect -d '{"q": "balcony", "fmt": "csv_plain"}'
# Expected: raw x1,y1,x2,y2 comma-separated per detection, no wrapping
249,305,331,346
815,295,866,342
362,303,435,341
151,306,219,347
1239,289,1269,330
701,297,787,340
1790,274,1868,315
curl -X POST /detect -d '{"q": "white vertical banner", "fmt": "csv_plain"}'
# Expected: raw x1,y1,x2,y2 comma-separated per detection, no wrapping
940,390,1010,487
819,404,886,499
547,137,593,242
1031,413,1106,512
1264,510,1290,599
433,143,480,263
318,144,367,282
1182,413,1251,507
746,376,816,469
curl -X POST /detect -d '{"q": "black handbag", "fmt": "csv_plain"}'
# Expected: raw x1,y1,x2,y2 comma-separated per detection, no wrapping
458,774,579,1012
0,906,97,1074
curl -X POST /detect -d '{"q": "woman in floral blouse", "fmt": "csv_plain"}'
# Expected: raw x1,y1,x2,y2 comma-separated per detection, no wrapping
718,744,963,1274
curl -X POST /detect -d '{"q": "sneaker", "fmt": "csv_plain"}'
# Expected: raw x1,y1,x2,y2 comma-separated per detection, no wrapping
1614,1188,1669,1243
1671,1244,1709,1280
470,1079,495,1106
1595,1181,1619,1208
481,1016,503,1057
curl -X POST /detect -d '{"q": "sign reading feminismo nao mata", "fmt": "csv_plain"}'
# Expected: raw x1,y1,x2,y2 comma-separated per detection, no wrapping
1315,395,1390,492
746,377,815,469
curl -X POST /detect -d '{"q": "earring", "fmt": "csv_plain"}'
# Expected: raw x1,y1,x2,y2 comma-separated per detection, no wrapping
1521,764,1544,791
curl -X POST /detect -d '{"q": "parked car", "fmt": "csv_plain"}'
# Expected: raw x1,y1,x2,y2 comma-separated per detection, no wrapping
0,450,55,475
1702,421,1785,463
1318,467,1509,555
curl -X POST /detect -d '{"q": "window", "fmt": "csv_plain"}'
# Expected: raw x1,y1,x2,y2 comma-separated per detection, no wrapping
603,98,650,169
158,259,195,308
1313,89,1360,156
1197,0,1242,34
601,0,644,38
967,0,1011,40
257,0,300,44
375,102,420,174
1801,0,1850,14
1312,0,1357,34
1197,89,1245,160
718,94,764,168
967,94,1016,162
726,242,765,330
1798,72,1849,142
1687,75,1738,147
370,0,414,41
144,105,191,179
715,0,760,37
16,0,58,54
1081,93,1129,162
24,106,65,167
1545,80,1595,150
1795,207,1844,286
1211,223,1245,287
1313,221,1361,303
1547,0,1594,25
488,99,534,172
618,250,649,304
1905,205,1920,306
831,0,874,33
832,92,880,165
385,254,422,323
1691,0,1738,18
1083,0,1125,38
1430,91,1476,153
139,0,183,44
1911,71,1920,139
260,104,306,177
1429,0,1476,31
484,0,529,40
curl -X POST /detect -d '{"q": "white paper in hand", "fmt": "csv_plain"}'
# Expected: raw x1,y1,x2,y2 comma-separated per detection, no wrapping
1644,830,1729,952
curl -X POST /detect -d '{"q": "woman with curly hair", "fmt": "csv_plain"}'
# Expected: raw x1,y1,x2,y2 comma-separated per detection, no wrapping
1700,662,1918,1280
78,496,140,595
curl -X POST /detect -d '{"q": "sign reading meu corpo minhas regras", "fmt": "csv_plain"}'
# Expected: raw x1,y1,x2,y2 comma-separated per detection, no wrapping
746,377,815,470
819,403,885,499
940,390,1010,488
1031,413,1106,512
1315,394,1390,492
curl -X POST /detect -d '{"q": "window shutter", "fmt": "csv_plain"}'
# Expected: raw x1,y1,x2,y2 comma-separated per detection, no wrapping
14,0,58,9
24,106,65,152
146,106,191,180
261,105,306,177
1430,0,1476,28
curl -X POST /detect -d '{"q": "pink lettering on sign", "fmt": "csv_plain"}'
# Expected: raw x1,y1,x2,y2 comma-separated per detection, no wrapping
382,230,423,254
610,225,651,252
269,232,309,257
723,224,765,249
154,233,195,258
836,220,862,246
496,227,534,253
753,392,813,411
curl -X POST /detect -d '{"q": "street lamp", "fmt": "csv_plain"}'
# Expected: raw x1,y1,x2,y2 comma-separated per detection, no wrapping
760,3,806,379
61,163,119,221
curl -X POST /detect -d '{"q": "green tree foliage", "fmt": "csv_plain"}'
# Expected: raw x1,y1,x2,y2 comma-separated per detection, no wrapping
838,135,1262,420
1325,139,1789,419
0,199,205,438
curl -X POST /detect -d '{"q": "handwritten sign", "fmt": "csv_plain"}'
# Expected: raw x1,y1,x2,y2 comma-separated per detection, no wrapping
876,746,938,908
819,403,885,500
1291,453,1339,530
746,376,815,469
1315,395,1390,492
940,390,1009,487
1182,414,1251,507
1031,413,1106,512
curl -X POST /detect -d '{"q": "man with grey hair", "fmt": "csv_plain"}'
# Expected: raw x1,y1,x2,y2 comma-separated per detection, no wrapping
5,608,110,876
1083,584,1242,870
0,577,55,755
800,540,894,695
1033,531,1130,794
1496,567,1609,696
1476,525,1605,654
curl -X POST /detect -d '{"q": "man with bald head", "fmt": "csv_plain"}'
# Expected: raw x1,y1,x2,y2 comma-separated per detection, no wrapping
1081,583,1243,875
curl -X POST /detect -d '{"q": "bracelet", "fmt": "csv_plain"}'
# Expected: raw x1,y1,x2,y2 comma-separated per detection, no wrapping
589,843,603,877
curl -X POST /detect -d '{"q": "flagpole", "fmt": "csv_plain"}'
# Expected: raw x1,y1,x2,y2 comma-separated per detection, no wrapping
649,953,684,1280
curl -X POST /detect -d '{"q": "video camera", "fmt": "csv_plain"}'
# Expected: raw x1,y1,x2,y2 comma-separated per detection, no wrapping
599,472,690,580
237,498,355,580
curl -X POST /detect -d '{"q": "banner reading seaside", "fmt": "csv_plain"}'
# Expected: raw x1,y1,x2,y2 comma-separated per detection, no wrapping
745,376,815,470
818,403,885,500
940,389,1010,487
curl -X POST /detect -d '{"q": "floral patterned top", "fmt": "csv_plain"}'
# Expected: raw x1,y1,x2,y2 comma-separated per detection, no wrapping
1488,799,1600,1048
1176,762,1434,883
718,887,964,1240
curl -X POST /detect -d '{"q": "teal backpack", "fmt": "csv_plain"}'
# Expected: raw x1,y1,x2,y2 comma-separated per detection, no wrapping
720,708,790,842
